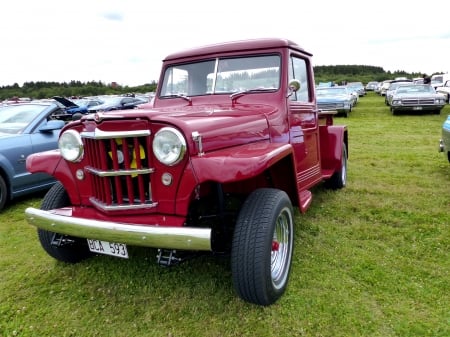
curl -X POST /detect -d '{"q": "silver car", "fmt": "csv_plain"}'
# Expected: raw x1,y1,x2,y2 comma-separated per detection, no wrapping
390,84,446,115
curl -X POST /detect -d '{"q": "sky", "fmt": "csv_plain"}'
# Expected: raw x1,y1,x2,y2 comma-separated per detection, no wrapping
1,0,449,87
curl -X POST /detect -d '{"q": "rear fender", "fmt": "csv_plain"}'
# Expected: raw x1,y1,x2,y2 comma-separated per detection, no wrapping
319,125,348,172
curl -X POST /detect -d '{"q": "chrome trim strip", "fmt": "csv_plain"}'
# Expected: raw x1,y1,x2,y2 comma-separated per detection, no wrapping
85,166,154,177
89,197,158,211
81,128,151,139
25,207,212,251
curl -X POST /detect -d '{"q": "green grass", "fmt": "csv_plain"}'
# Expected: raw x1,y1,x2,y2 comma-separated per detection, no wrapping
1,93,449,337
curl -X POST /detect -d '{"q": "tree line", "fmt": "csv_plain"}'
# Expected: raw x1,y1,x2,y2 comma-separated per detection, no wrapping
0,65,439,100
313,64,430,85
0,80,158,101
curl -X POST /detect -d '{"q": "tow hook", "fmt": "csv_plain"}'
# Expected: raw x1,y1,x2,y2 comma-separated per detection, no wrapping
439,139,444,153
156,249,198,266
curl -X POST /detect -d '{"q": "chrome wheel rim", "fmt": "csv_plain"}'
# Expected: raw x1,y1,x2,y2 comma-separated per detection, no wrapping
271,207,292,289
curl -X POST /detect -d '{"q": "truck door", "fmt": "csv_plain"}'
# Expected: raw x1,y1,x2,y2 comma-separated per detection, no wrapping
287,55,322,189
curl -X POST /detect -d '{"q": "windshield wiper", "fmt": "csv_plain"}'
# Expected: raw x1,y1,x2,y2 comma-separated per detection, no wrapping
229,88,274,101
162,94,192,103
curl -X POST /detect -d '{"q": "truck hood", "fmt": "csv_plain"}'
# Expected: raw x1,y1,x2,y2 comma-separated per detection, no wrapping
86,103,275,153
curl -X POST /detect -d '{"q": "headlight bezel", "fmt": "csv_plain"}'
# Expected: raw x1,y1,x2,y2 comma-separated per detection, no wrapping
152,127,187,166
59,129,84,162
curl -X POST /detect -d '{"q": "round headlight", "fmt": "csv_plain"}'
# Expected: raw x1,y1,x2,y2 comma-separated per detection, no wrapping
153,127,186,166
59,130,84,162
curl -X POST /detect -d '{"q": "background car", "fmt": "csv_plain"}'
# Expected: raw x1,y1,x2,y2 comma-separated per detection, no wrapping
53,96,104,114
87,95,148,112
389,84,446,115
347,82,366,96
365,81,379,91
439,115,450,162
435,80,450,103
0,103,65,210
384,80,413,105
316,86,355,117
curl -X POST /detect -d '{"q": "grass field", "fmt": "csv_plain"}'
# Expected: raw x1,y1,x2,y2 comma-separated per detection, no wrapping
1,93,449,337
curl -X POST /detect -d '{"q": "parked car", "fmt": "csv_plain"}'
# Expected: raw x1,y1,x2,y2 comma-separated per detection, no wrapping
430,73,449,90
347,82,366,96
0,103,66,210
87,95,148,112
365,81,379,91
439,115,450,162
378,80,393,96
435,80,450,103
52,96,104,121
389,84,446,115
53,96,104,114
385,80,413,106
316,86,354,117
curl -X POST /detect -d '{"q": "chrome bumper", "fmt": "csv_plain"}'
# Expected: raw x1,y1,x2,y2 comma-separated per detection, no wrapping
25,207,212,251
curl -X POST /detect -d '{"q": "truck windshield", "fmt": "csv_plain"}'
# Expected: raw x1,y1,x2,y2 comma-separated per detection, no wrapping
160,55,280,97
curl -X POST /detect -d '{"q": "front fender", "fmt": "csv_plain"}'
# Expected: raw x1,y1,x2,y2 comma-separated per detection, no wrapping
190,142,293,183
26,149,61,175
0,153,16,187
26,149,82,204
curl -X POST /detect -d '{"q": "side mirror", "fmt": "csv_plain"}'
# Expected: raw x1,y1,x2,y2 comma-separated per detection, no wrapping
288,79,301,92
39,120,65,132
287,79,301,98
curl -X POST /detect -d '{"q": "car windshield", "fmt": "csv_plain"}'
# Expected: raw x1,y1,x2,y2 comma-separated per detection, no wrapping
317,87,348,95
395,85,434,94
431,76,443,84
160,55,281,97
0,104,47,134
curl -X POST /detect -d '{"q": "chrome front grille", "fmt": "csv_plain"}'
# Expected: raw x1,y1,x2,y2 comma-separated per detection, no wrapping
401,98,435,105
318,103,339,110
81,128,157,212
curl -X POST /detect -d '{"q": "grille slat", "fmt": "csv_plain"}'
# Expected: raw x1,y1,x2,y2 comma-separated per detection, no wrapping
81,128,156,212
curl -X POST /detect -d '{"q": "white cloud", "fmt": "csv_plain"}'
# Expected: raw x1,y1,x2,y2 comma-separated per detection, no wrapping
1,0,449,87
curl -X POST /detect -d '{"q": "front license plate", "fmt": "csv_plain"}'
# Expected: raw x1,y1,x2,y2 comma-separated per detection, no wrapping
87,239,129,258
413,106,423,110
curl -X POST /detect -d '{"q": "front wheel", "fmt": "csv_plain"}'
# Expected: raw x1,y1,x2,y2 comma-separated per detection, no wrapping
38,182,92,263
231,188,294,306
0,175,8,211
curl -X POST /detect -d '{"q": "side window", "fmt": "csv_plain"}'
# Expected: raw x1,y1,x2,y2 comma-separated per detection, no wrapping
289,56,310,102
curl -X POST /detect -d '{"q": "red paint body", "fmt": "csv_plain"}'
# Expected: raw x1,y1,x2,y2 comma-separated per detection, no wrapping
26,38,348,252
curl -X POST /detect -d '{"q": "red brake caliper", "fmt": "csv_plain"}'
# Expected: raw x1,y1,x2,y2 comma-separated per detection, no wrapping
272,241,280,251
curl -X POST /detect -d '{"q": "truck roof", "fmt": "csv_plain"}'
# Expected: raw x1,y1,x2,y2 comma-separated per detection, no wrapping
163,38,311,62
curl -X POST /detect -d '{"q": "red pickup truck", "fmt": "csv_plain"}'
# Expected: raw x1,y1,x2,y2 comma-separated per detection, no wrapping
25,38,348,306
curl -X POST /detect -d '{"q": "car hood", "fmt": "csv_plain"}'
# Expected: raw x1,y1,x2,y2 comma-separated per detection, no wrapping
82,103,275,153
53,96,88,114
0,132,18,139
317,95,349,102
53,96,78,108
394,92,442,98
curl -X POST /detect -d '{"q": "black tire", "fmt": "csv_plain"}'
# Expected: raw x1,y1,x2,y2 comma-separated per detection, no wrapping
325,144,347,189
0,175,8,211
231,188,294,306
38,182,92,263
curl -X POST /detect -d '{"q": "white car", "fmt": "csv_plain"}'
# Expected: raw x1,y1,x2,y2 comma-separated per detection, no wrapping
436,80,450,103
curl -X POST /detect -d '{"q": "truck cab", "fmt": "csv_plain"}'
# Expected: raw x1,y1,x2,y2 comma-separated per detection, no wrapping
25,38,348,306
